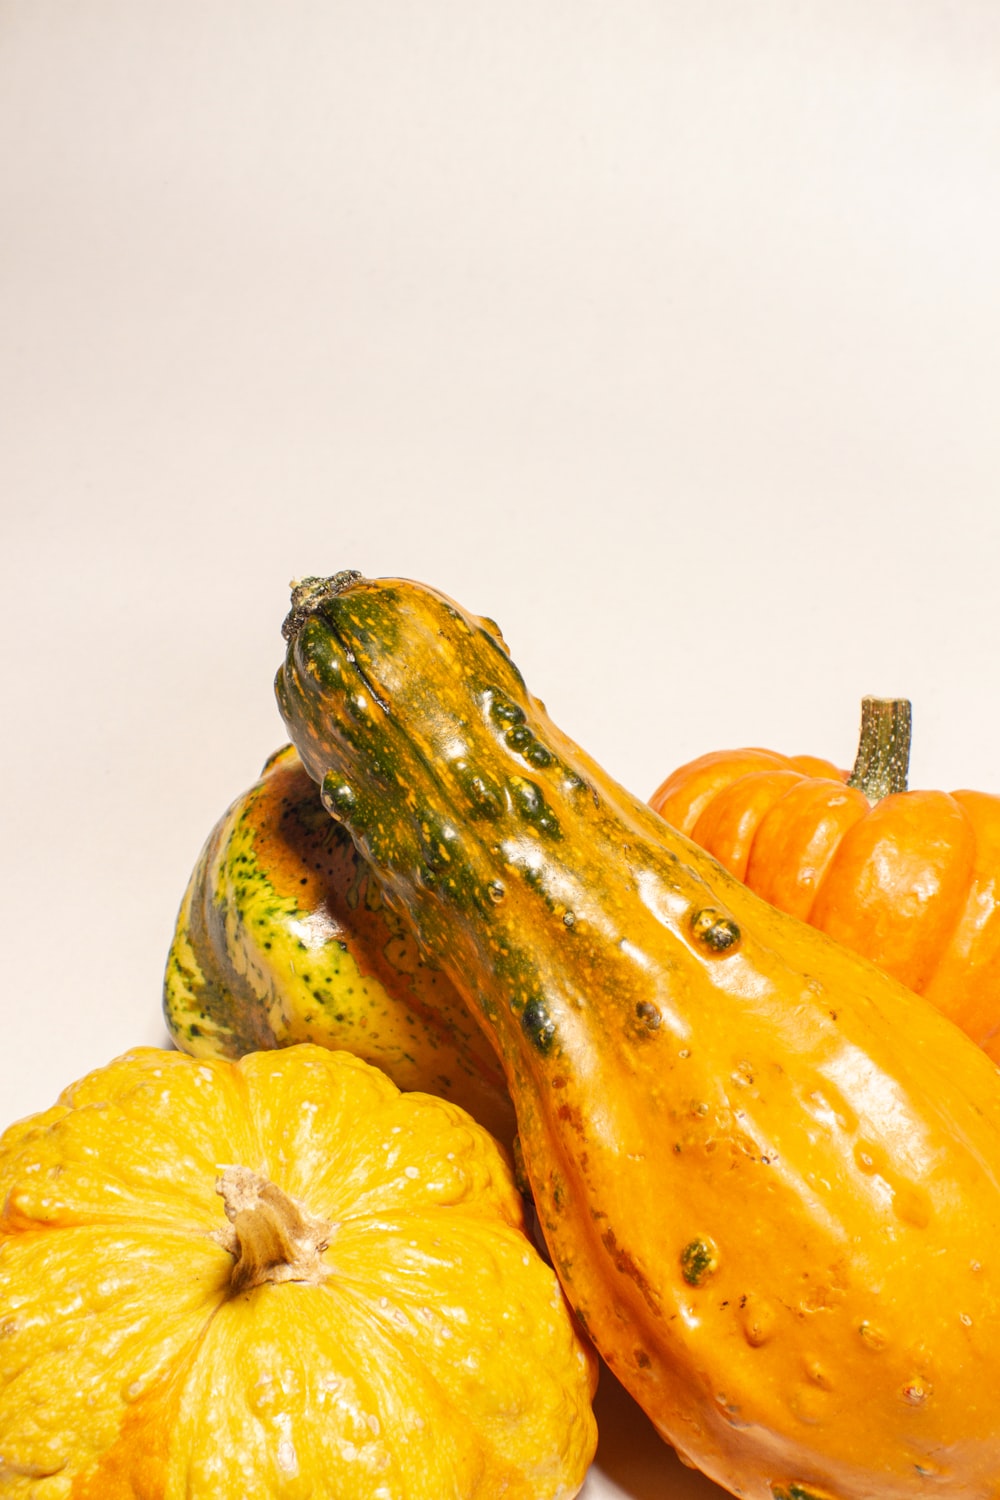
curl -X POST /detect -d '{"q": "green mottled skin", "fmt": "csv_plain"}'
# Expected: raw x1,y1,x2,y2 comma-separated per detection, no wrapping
276,573,1000,1500
163,743,514,1144
275,576,739,1082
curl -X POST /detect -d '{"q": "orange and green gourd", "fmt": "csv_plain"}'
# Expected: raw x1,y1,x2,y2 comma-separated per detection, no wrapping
650,697,1000,1059
164,743,514,1145
0,1043,597,1497
277,571,1000,1500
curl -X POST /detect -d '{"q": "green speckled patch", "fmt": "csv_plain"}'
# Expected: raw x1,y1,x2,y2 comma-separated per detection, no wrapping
680,1237,719,1287
162,742,513,1139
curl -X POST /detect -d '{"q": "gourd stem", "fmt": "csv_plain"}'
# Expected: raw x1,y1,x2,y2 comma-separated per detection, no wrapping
846,697,912,801
281,571,365,641
215,1165,333,1293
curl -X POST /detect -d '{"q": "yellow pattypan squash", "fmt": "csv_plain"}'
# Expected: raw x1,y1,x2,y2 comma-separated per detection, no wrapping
0,1044,597,1499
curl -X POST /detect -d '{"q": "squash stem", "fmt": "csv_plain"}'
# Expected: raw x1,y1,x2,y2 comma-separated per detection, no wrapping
282,570,365,641
846,697,912,801
215,1165,333,1293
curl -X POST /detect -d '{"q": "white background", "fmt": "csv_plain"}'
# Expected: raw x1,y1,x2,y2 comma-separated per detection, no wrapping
2,4,999,1494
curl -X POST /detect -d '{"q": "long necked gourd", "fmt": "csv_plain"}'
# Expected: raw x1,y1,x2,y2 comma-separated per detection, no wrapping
276,570,1000,1500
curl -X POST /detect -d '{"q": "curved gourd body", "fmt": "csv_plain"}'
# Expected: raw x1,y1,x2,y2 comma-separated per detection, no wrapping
164,742,514,1145
277,571,1000,1500
651,744,1000,1059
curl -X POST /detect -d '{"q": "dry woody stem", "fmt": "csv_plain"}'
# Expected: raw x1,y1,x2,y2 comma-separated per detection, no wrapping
214,1164,333,1293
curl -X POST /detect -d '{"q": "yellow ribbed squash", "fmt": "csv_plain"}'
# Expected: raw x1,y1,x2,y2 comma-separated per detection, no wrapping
0,1044,596,1498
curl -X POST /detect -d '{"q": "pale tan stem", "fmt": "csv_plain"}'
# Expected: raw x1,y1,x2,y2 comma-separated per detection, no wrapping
214,1165,333,1293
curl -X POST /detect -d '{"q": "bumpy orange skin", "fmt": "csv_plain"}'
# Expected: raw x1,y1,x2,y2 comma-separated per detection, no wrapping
651,748,1000,1059
277,573,1000,1500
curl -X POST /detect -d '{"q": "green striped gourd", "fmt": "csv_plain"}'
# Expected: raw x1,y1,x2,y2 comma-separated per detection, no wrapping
164,742,514,1145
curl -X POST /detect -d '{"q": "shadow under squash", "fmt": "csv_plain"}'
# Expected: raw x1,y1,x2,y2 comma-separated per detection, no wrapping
583,1365,728,1499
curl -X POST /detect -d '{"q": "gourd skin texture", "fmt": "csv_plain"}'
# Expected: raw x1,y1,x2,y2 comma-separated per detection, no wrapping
0,1044,597,1499
164,742,514,1145
650,749,1000,1059
277,572,1000,1500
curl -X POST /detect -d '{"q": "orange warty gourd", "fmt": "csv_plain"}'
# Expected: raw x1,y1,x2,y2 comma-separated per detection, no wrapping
277,573,1000,1500
650,697,1000,1059
0,1044,597,1498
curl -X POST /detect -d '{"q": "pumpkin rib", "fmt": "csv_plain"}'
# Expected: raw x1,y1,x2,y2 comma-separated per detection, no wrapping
923,789,1000,1053
0,1225,231,1493
689,769,806,883
743,776,871,924
651,748,798,835
808,789,978,998
324,1226,593,1494
68,1339,203,1500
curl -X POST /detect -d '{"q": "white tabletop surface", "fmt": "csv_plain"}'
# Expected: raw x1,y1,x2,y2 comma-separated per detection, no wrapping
3,4,1000,1494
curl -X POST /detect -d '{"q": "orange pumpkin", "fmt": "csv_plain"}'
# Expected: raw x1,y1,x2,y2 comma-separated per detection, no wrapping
650,697,1000,1058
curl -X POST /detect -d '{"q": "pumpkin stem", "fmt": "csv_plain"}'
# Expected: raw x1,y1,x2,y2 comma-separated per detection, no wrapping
846,697,912,801
214,1165,334,1293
